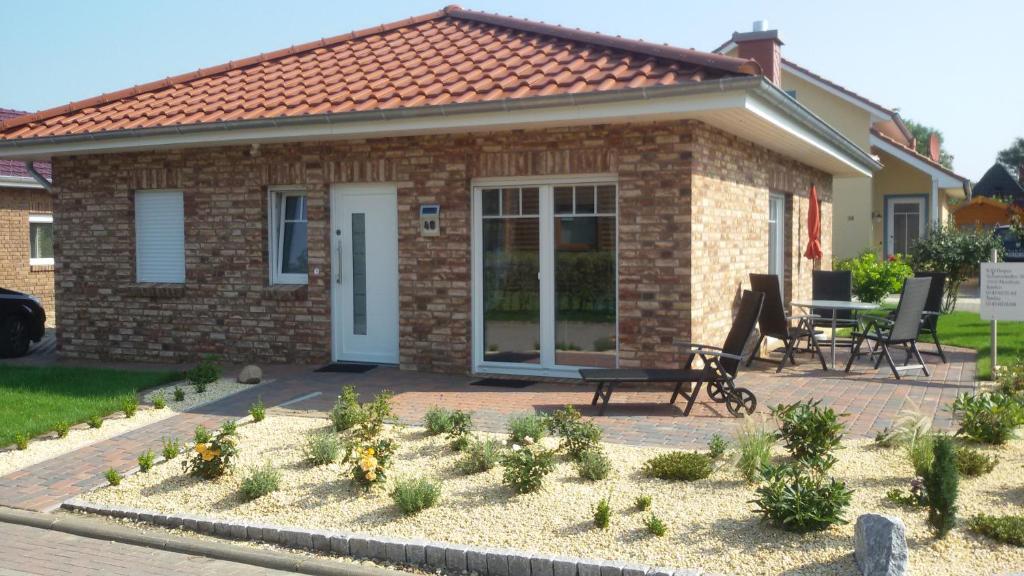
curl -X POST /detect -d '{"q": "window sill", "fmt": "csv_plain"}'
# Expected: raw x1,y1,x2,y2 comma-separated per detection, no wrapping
29,264,54,273
122,283,186,298
262,284,308,301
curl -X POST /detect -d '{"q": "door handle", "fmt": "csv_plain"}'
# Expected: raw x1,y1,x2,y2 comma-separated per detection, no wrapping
336,234,343,284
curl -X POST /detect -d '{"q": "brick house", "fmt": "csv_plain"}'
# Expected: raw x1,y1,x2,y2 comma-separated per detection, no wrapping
0,6,878,375
0,108,54,323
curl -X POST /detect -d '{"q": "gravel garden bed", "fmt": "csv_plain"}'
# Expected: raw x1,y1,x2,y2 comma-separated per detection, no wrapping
79,411,1024,576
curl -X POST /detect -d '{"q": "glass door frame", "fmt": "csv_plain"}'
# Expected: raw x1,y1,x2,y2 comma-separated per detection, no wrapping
471,174,619,378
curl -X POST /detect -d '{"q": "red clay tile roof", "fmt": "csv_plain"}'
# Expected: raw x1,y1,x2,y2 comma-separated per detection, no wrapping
0,6,758,142
0,108,51,179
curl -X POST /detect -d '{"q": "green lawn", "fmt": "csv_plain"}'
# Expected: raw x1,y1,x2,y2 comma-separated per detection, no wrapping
0,365,180,447
937,310,1024,381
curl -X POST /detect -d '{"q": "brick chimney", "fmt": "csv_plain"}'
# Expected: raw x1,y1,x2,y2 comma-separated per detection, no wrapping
928,133,941,162
730,21,784,86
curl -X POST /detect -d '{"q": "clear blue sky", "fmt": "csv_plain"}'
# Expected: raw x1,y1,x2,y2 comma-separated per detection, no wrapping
1,0,1020,180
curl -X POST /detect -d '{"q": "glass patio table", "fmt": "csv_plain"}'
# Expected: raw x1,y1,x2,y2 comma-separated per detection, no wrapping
790,299,880,369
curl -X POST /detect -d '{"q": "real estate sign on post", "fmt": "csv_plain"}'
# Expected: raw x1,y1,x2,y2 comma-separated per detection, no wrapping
980,263,1024,321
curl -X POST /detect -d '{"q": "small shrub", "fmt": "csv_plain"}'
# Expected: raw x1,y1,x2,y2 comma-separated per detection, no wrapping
391,477,441,515
193,425,212,444
708,434,729,459
220,420,238,435
105,468,122,486
909,433,935,478
345,438,398,487
956,446,998,477
507,413,547,444
642,451,712,481
304,431,340,466
753,462,853,533
137,450,155,473
644,514,668,537
457,437,502,475
249,397,266,423
576,447,612,481
162,437,181,460
88,415,103,429
833,250,913,303
424,407,455,435
152,394,166,409
183,426,238,479
501,440,556,493
330,386,362,432
875,409,932,450
968,514,1024,546
173,387,185,402
547,405,602,460
593,497,611,529
14,434,28,450
874,426,899,448
997,355,1024,395
239,462,281,501
121,394,138,418
926,435,958,537
735,418,774,483
634,494,652,511
885,477,928,507
771,399,845,466
950,391,1024,445
186,354,221,392
446,410,473,451
55,421,70,438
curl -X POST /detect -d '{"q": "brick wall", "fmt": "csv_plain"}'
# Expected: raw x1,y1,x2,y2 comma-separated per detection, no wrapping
52,119,828,372
0,186,55,323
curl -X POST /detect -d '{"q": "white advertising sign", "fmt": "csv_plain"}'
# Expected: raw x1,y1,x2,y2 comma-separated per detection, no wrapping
980,263,1024,321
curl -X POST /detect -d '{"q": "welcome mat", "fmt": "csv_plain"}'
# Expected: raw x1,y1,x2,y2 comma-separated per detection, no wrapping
469,377,536,389
315,363,378,374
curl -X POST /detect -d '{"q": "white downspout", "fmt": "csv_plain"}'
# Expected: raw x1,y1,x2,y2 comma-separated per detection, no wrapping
23,161,52,192
930,176,940,227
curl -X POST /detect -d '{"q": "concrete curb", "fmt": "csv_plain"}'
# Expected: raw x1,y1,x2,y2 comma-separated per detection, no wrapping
60,499,711,576
0,505,406,576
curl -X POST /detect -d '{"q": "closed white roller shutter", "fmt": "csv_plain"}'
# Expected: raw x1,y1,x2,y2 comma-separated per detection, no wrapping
135,190,185,283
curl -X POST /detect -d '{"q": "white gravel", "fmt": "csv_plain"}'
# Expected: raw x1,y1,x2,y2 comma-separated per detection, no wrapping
82,416,1024,576
0,378,250,476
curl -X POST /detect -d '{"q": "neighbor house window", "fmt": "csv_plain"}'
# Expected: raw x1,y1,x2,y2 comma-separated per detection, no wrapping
135,190,185,283
269,189,308,284
28,214,54,266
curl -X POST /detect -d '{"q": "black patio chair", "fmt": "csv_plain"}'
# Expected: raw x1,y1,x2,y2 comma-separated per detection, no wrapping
806,270,858,352
844,276,932,379
747,273,827,373
579,289,765,417
915,271,948,363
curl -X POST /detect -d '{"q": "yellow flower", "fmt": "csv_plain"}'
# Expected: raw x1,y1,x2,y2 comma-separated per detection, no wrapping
195,443,208,453
366,447,375,456
365,471,377,481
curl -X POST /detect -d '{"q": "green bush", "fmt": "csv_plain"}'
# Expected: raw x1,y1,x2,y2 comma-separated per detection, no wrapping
249,397,266,423
88,415,103,429
507,413,547,444
304,431,340,466
220,420,238,435
736,418,775,483
642,451,712,481
833,251,913,304
193,425,212,444
753,462,853,533
186,354,221,392
956,447,998,477
909,433,935,478
771,400,845,467
593,497,611,529
239,462,281,501
446,410,474,451
926,435,958,538
162,437,180,460
708,434,729,459
546,405,602,460
137,450,155,473
634,494,652,511
330,386,362,432
644,514,667,537
152,394,166,410
456,437,502,475
576,447,612,481
391,477,441,515
173,387,185,402
996,355,1024,395
14,433,28,450
55,421,70,438
909,224,1003,312
105,468,122,486
951,391,1024,444
501,442,556,493
121,394,138,418
424,407,455,435
885,478,928,508
968,515,1024,546
184,426,237,479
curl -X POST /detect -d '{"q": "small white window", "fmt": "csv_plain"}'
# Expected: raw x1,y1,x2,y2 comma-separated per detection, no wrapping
28,214,54,266
135,190,185,283
269,189,308,284
768,193,786,279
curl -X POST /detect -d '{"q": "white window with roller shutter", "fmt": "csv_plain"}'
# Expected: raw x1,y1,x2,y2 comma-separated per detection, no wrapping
134,190,185,283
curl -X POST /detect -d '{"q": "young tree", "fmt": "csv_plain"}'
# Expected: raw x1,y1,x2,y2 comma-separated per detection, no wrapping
997,137,1024,184
909,225,1003,312
904,118,955,169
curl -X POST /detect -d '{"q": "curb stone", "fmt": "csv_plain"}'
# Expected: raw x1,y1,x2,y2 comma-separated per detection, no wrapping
60,499,711,576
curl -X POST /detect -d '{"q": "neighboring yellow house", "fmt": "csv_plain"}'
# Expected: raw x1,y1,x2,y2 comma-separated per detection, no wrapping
715,24,970,259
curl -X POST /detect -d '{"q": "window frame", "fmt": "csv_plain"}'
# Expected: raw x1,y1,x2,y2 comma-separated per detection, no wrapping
28,213,54,266
268,187,309,285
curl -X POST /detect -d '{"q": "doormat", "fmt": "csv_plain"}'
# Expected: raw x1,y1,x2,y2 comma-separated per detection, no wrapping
470,378,536,389
315,363,378,374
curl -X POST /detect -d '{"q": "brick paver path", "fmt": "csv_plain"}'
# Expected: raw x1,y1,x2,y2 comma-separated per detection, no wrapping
0,520,295,575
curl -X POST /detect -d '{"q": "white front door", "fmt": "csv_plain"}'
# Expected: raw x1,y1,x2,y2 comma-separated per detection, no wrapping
886,196,926,256
330,184,399,364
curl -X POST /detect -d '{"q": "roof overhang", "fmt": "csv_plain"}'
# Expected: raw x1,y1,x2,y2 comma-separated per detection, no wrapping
780,62,892,123
0,77,880,178
869,132,967,190
0,174,43,189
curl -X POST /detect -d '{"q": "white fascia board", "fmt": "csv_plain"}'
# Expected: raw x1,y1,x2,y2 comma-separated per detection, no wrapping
745,94,875,177
781,63,891,123
869,133,964,188
0,175,43,189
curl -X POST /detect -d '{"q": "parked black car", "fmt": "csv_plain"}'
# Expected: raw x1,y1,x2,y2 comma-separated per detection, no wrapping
0,288,46,358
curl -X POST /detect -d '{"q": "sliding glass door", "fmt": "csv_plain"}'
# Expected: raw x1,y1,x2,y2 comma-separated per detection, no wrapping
474,178,618,375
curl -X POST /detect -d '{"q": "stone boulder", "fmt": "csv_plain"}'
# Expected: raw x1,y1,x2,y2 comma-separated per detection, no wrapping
237,365,262,384
854,513,908,576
